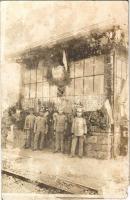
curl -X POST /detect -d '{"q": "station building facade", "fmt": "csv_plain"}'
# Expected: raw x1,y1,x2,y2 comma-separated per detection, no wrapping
16,24,128,159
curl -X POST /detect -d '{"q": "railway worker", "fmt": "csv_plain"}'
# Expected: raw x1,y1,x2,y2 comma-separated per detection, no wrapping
70,107,87,158
24,108,35,149
51,108,58,151
33,109,48,150
53,108,67,153
45,107,54,148
64,113,73,154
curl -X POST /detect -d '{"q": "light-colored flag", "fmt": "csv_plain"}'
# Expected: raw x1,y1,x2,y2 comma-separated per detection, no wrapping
63,50,67,71
104,99,114,124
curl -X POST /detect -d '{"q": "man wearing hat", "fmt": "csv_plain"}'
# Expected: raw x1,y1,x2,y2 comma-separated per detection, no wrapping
70,107,87,158
53,108,67,153
24,108,35,149
33,109,48,150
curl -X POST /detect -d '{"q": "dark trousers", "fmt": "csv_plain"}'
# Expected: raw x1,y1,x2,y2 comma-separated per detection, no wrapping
64,136,72,154
71,135,84,157
25,129,34,148
55,132,64,152
34,131,45,150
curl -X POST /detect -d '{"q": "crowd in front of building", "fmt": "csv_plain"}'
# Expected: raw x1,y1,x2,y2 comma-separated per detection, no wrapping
1,101,111,158
1,98,128,158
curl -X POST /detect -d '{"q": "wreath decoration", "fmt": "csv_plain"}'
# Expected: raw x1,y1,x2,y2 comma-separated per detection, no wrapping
47,65,71,87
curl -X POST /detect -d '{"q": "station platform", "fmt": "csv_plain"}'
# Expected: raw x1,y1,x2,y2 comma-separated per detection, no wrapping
2,138,128,198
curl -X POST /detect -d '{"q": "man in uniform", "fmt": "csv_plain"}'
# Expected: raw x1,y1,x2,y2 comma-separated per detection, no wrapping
52,108,58,151
64,113,73,154
54,108,67,153
33,110,48,150
24,108,35,149
70,107,87,158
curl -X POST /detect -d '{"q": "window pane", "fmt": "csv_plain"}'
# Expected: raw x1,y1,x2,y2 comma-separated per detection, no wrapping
43,77,48,82
75,60,83,77
75,78,83,95
66,79,74,96
50,97,57,104
37,69,43,82
37,83,42,98
24,84,30,98
94,56,104,75
42,97,49,103
50,85,57,97
84,77,93,95
70,62,75,78
116,60,122,78
24,68,30,84
94,75,104,94
22,99,29,109
30,84,36,98
30,69,36,83
43,67,47,77
42,82,49,97
29,99,35,108
84,59,93,76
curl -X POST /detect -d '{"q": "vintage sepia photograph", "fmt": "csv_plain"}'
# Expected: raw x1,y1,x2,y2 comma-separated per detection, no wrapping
0,1,129,200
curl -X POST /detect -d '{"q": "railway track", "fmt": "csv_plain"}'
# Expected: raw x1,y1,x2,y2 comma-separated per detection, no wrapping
2,169,98,195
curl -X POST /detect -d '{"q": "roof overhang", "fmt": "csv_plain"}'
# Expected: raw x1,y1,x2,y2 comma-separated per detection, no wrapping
7,20,128,64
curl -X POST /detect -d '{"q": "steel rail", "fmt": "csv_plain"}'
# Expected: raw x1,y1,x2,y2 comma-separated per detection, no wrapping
2,169,98,195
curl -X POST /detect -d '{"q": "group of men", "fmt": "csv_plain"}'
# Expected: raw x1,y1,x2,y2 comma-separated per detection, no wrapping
24,106,87,158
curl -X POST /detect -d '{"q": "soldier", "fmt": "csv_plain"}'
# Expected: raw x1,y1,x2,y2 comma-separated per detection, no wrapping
33,110,48,150
70,107,87,158
24,108,35,149
52,108,58,151
53,108,67,153
64,113,73,154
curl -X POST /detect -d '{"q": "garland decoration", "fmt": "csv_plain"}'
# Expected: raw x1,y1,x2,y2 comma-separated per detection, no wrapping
47,66,71,87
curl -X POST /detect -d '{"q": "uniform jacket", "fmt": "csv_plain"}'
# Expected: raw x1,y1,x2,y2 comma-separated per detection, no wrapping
54,114,67,132
24,114,35,130
71,117,87,136
34,116,48,133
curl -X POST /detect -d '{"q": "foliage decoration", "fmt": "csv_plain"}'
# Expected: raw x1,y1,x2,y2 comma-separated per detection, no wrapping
46,66,71,87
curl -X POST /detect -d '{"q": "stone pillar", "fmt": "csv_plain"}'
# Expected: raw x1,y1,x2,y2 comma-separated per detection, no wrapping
104,52,115,159
113,49,121,158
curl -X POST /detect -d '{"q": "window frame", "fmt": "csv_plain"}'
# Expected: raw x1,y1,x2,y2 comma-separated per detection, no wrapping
23,56,105,104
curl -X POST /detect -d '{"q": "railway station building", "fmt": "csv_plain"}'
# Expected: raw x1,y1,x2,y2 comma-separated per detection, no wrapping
15,23,128,159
